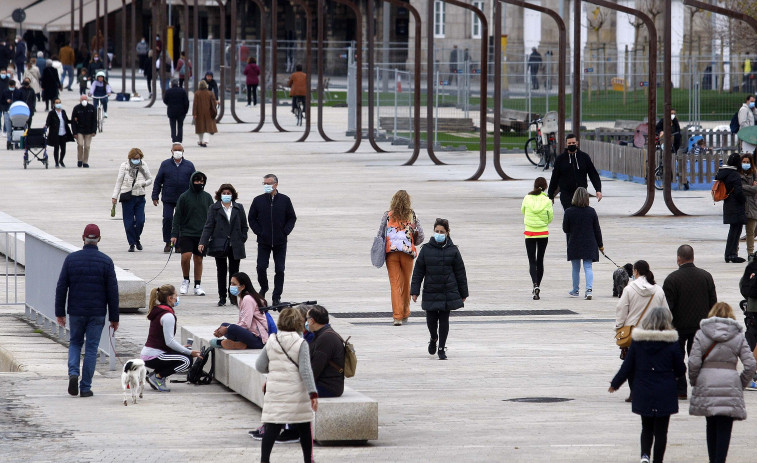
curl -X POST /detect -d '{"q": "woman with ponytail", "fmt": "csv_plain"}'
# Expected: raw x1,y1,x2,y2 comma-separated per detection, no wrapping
141,284,202,392
521,176,553,300
210,272,268,350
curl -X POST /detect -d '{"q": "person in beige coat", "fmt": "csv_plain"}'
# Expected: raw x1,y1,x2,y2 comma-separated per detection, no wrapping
688,302,757,463
192,80,217,147
616,260,668,330
255,308,318,463
111,148,153,252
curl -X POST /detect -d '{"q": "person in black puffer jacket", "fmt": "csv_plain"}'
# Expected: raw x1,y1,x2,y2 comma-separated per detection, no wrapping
716,153,747,263
410,218,468,360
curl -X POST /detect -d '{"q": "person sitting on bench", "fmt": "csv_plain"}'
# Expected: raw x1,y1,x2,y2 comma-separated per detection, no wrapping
210,272,268,349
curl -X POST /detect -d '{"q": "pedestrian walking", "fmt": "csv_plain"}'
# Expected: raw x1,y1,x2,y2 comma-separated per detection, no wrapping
111,148,153,252
203,72,219,99
562,187,603,299
243,56,260,106
18,77,35,127
248,174,297,306
141,283,203,392
0,39,12,73
199,183,249,307
77,67,89,95
609,306,686,463
55,224,119,398
547,134,603,211
0,70,12,141
136,37,149,74
86,55,104,82
410,218,468,360
41,60,60,111
209,272,268,349
59,41,75,91
35,51,47,75
25,59,41,102
163,79,189,143
254,307,318,463
176,51,191,88
528,47,542,90
716,153,747,263
144,50,153,95
521,177,553,300
13,36,26,82
738,95,756,153
152,144,196,252
44,97,73,167
662,245,717,399
71,94,97,167
689,302,757,463
192,80,217,147
739,154,757,260
171,171,214,296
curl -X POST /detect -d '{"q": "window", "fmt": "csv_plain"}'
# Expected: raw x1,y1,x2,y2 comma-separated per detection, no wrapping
434,1,446,38
472,1,484,39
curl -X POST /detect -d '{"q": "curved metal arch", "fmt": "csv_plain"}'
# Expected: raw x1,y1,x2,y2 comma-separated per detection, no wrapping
229,0,245,123
316,0,334,141
424,1,445,165
248,0,268,133
365,0,387,153
329,0,363,153
270,0,288,132
214,0,226,122
145,0,161,108
289,0,313,141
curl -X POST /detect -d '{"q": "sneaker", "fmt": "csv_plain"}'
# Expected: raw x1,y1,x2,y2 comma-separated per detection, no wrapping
128,245,135,252
82,164,89,168
641,455,650,463
393,319,402,326
79,390,94,398
402,317,409,323
533,286,540,300
179,279,190,295
217,298,226,306
248,425,265,440
438,347,447,360
428,337,438,355
210,338,223,348
276,428,300,444
585,289,592,300
68,375,79,396
194,284,206,296
147,372,170,392
104,112,108,118
569,290,579,297
746,380,757,391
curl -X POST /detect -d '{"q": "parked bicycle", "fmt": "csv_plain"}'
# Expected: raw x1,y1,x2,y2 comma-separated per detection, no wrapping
525,118,557,170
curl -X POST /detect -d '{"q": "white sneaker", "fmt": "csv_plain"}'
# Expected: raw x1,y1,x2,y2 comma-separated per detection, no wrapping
179,280,190,295
640,456,650,463
104,112,108,118
746,380,757,391
194,284,206,296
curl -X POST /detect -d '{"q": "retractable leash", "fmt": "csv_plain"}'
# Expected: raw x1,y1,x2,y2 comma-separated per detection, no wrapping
601,251,622,269
145,244,175,285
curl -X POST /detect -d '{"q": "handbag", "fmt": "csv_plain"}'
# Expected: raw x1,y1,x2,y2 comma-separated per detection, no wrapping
615,295,654,348
118,167,140,203
370,211,389,268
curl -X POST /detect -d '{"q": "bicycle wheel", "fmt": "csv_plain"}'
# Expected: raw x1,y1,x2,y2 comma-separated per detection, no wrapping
295,101,304,126
654,165,664,190
525,138,540,166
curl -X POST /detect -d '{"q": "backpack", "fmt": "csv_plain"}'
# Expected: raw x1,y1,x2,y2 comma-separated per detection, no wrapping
186,346,215,385
730,111,740,134
711,179,730,203
328,333,357,378
265,311,278,335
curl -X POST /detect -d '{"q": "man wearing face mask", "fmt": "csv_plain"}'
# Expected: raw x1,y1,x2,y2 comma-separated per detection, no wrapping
152,143,196,252
71,95,97,167
18,78,36,127
171,171,213,296
547,134,603,211
655,109,681,154
739,95,757,153
248,174,297,306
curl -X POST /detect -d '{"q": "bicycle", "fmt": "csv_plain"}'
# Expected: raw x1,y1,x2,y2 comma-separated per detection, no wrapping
524,118,557,170
292,96,305,127
653,136,664,191
91,94,109,133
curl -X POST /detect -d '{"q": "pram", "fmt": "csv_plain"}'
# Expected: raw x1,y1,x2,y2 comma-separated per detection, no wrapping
7,101,30,151
22,127,48,169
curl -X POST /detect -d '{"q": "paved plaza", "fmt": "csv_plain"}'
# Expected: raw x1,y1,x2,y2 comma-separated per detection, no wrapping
1,75,756,462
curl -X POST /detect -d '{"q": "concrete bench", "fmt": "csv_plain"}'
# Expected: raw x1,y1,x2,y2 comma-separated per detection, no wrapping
181,325,378,443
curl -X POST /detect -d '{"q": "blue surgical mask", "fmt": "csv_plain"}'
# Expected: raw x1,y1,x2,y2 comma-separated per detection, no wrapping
304,321,310,332
264,184,274,194
131,159,141,165
0,74,6,79
750,102,756,109
174,297,180,307
221,194,232,204
55,103,62,109
229,285,239,296
434,233,446,243
743,163,752,171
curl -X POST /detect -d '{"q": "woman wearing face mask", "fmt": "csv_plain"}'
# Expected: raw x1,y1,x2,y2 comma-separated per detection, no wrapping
18,78,36,127
141,284,203,392
44,97,73,167
521,176,553,300
410,218,469,360
739,154,757,261
209,272,268,349
199,184,249,306
715,153,747,263
25,59,41,102
111,148,153,252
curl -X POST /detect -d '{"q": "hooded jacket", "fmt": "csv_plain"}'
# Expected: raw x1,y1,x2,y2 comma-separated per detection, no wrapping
715,160,746,225
611,328,685,417
521,191,554,237
171,171,214,238
410,236,469,311
689,317,757,420
547,148,602,200
615,276,668,329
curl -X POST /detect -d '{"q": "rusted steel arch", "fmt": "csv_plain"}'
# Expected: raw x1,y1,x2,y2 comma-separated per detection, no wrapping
270,0,288,131
229,0,245,123
366,0,387,153
424,1,445,165
289,0,313,141
131,0,137,95
316,0,334,141
248,0,268,133
329,0,363,153
193,0,199,92
145,0,161,108
177,1,190,91
214,0,227,122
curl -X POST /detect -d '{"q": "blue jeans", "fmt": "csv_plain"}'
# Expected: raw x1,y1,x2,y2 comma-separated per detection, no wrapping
121,195,146,245
571,259,593,292
62,65,75,89
68,314,106,392
93,95,108,113
3,112,10,141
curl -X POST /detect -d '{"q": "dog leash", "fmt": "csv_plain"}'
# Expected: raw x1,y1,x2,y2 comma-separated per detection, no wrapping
145,244,174,284
109,325,125,367
601,251,622,269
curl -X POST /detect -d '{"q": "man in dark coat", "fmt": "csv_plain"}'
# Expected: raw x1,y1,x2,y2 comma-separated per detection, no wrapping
40,61,61,111
715,153,746,263
527,47,542,90
0,70,12,138
248,174,297,305
2,79,22,149
655,108,682,153
152,143,196,252
662,244,717,399
55,224,119,398
0,40,12,71
71,94,97,167
203,72,219,99
14,36,26,81
547,134,603,211
163,79,190,143
18,77,36,127
305,305,345,398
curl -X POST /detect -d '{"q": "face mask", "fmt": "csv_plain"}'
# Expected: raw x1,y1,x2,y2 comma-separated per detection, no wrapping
192,183,205,193
172,151,183,160
0,74,6,79
743,163,752,171
221,194,232,204
671,114,676,120
131,159,141,165
93,57,99,61
567,145,578,153
174,297,180,307
229,285,240,296
23,81,29,87
55,103,62,109
750,102,756,109
304,321,310,332
80,100,87,106
264,184,274,194
434,233,446,243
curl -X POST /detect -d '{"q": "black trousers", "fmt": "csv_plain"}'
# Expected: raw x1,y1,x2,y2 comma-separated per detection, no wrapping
247,84,258,105
706,415,734,463
676,331,696,396
161,202,176,244
52,139,67,164
257,242,287,300
261,422,312,463
525,237,548,286
144,352,191,378
640,415,670,462
168,115,184,143
215,255,240,299
725,223,743,258
559,190,574,211
426,310,450,349
745,312,757,351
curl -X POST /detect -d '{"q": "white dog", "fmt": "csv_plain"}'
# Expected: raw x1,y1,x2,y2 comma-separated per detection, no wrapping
121,359,147,406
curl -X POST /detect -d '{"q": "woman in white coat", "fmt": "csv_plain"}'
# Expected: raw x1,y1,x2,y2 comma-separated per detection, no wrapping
255,307,318,463
111,148,153,252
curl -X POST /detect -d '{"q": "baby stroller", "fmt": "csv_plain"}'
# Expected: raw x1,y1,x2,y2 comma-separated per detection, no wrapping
23,127,48,169
7,101,30,151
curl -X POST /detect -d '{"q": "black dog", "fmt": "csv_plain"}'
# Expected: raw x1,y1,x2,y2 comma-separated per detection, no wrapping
613,263,634,297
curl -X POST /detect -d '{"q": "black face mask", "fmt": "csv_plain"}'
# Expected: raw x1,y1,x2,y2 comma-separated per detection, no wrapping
192,183,205,193
567,145,578,153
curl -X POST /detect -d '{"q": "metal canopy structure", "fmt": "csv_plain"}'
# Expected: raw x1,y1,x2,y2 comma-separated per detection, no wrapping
0,0,43,27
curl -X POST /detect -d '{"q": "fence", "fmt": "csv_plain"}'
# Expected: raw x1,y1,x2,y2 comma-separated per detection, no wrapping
0,231,23,306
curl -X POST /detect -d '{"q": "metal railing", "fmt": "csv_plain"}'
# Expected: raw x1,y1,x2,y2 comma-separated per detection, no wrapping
0,231,23,306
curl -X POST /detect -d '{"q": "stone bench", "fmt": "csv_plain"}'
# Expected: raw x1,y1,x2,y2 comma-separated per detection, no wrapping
181,325,378,443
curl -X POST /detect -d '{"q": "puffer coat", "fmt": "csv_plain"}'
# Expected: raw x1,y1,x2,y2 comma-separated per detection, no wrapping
689,317,757,420
741,170,757,220
521,191,554,237
715,165,746,225
199,201,248,260
410,236,469,311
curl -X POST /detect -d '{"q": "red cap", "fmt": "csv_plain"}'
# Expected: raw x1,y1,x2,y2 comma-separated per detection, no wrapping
83,224,100,239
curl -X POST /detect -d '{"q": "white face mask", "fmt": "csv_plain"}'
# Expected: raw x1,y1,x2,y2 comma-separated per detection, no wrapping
81,100,87,106
671,114,676,120
172,151,183,160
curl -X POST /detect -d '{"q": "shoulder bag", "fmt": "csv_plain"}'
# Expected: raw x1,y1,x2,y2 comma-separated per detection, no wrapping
615,295,654,348
118,167,141,203
370,211,389,268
